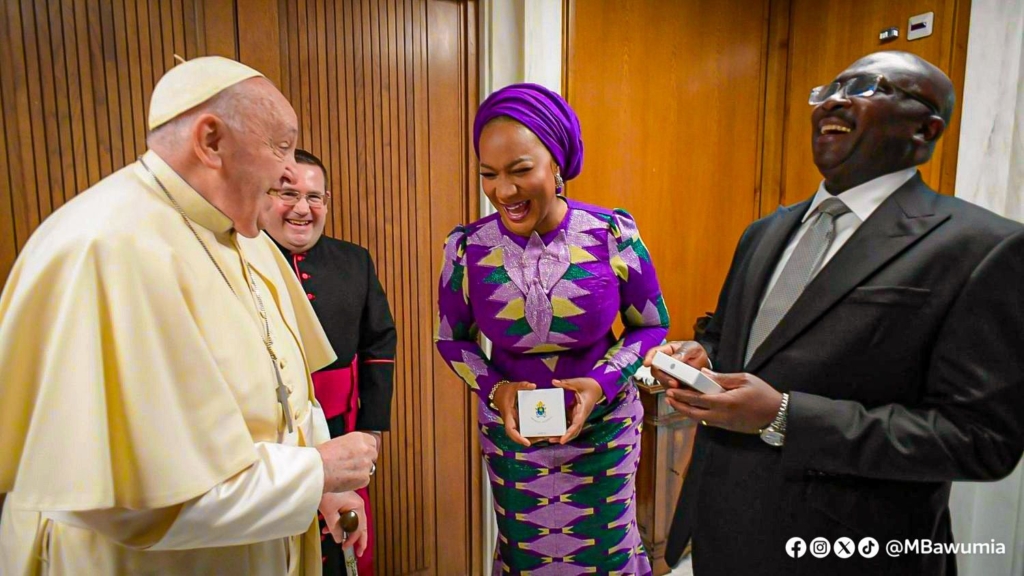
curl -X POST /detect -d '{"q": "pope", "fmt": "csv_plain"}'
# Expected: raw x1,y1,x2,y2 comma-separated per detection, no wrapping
0,57,376,575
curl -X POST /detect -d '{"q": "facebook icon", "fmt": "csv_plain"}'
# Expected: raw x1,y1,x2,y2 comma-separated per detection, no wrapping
786,537,807,558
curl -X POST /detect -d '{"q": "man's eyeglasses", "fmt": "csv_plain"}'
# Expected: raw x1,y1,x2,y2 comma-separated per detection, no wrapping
268,190,329,207
808,74,939,115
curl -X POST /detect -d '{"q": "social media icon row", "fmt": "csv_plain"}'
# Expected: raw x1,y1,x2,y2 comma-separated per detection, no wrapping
785,536,879,559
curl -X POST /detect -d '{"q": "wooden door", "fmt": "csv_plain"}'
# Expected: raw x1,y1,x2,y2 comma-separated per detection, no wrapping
563,2,970,573
772,0,971,206
564,4,772,570
564,0,772,340
0,1,481,573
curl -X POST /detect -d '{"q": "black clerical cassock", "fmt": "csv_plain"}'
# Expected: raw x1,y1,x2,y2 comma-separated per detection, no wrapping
276,236,396,576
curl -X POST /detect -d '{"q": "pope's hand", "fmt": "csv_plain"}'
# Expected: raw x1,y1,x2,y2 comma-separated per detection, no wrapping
319,491,368,554
316,432,378,494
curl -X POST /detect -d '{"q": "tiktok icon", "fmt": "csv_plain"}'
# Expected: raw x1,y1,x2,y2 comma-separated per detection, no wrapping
858,537,880,559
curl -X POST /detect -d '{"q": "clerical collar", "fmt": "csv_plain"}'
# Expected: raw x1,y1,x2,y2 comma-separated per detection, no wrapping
807,167,917,224
271,235,324,259
135,150,234,234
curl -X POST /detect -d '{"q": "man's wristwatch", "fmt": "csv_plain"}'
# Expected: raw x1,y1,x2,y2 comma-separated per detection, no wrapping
760,392,789,447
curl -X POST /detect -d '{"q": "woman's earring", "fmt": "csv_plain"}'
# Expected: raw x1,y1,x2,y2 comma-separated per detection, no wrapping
554,172,564,191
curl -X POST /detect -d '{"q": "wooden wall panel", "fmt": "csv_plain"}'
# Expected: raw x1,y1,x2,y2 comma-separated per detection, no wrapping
200,0,238,58
238,0,282,86
565,0,771,340
3,1,479,572
272,1,479,573
776,0,970,206
758,0,793,217
0,0,210,283
0,46,13,282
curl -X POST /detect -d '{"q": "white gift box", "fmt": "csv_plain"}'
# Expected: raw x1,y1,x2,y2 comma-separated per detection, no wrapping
517,388,568,438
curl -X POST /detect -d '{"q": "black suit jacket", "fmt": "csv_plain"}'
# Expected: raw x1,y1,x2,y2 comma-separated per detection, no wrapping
275,236,397,432
666,174,1024,575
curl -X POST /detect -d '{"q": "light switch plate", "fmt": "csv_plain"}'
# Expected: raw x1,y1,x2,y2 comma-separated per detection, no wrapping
907,12,934,41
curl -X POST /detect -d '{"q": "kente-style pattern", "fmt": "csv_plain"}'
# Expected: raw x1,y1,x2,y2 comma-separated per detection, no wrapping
482,385,649,575
435,199,669,574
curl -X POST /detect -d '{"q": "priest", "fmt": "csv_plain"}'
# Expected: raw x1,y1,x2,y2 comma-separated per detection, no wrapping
0,56,376,575
263,148,397,576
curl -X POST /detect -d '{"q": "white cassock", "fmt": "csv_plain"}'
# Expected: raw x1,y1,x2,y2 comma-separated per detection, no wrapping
0,150,337,575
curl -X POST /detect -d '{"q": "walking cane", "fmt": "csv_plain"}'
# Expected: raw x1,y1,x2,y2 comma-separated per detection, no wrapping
340,510,360,575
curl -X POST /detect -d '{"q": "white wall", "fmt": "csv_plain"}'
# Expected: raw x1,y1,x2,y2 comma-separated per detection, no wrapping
950,1,1024,575
954,0,1024,221
522,0,563,92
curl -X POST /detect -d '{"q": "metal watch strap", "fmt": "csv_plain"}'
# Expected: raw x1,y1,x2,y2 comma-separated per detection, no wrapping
770,392,789,433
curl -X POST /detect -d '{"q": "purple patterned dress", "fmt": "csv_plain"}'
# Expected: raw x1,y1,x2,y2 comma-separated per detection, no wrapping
435,198,669,574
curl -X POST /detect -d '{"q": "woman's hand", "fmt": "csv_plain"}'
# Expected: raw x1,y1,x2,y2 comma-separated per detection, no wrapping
550,378,603,444
492,381,538,447
319,491,368,555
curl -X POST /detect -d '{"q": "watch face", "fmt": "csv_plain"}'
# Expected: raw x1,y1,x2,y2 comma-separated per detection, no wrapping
761,429,785,447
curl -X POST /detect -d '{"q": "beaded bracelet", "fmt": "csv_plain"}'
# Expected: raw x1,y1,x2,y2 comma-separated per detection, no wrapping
488,379,512,404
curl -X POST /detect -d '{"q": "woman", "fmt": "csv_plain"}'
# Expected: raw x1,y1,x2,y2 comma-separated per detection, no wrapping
435,83,669,574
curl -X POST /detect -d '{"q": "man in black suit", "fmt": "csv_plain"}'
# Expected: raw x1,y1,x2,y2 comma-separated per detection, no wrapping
646,51,1023,575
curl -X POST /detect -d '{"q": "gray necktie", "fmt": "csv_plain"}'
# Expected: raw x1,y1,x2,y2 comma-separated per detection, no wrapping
745,197,851,365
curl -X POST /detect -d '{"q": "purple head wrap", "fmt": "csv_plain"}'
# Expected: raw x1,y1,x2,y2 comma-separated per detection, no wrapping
473,83,584,181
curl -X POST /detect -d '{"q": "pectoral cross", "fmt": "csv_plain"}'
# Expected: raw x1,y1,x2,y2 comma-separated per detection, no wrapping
273,362,294,434
242,263,293,435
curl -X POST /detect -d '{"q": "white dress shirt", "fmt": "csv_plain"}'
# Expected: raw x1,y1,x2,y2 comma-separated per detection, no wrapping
759,168,918,308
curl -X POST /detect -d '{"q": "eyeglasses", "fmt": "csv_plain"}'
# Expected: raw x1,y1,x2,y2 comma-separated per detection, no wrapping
809,74,939,115
268,190,329,207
